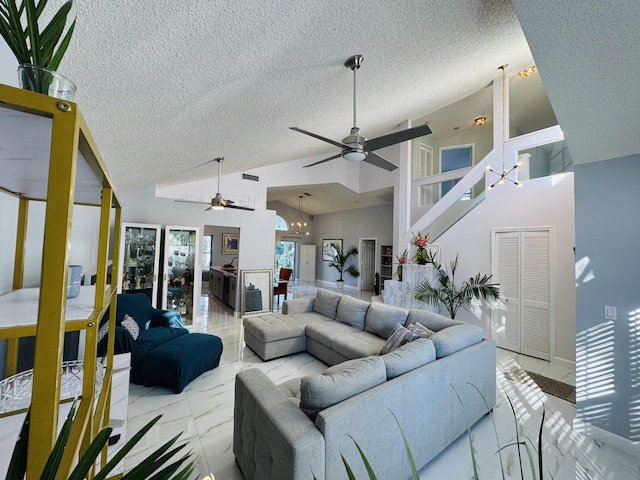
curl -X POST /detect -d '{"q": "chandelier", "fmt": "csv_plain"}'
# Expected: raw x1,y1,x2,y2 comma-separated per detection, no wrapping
487,64,522,189
291,195,310,236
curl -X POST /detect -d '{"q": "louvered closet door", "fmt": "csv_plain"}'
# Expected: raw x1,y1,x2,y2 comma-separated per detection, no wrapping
492,230,551,360
493,232,521,352
520,231,551,360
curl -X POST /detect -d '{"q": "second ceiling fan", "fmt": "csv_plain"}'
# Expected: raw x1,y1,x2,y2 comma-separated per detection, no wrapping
291,54,432,171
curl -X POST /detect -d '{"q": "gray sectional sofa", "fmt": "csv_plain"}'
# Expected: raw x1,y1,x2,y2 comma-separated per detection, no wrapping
235,288,496,480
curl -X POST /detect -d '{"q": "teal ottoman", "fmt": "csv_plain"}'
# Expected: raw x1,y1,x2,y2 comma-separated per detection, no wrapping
142,333,223,393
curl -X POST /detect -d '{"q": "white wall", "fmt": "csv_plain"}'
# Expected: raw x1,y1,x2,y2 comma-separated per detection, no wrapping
437,173,576,365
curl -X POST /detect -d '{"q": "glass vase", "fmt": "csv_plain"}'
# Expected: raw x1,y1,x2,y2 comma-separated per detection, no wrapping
17,64,77,101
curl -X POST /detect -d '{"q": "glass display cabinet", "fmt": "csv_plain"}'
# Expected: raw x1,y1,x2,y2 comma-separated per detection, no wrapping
118,223,161,306
161,226,201,326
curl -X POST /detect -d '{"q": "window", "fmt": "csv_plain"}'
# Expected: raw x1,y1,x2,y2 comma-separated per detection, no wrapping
413,143,434,180
440,145,473,197
275,215,289,231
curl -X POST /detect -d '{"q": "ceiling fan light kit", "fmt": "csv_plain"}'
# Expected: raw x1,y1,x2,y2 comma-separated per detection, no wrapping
291,54,432,171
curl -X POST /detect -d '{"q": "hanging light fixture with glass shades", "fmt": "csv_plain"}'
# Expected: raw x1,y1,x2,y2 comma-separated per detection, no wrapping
487,64,522,190
291,194,310,236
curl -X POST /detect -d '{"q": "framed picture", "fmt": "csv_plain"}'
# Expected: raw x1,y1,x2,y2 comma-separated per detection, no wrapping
222,233,239,255
322,239,342,261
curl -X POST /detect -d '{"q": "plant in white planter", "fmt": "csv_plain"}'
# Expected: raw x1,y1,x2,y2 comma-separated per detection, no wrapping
0,0,77,97
328,243,359,289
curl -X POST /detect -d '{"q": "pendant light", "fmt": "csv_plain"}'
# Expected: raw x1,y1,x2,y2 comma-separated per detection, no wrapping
291,195,310,236
487,64,522,189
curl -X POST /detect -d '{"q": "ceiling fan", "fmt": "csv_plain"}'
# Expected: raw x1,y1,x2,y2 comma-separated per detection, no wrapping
175,157,255,211
291,54,432,171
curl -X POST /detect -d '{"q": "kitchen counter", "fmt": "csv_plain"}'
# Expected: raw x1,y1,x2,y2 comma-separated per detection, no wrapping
210,267,237,310
210,266,237,277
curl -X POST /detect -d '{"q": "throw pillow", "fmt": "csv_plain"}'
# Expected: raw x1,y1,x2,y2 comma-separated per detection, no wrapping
407,322,435,339
380,337,436,379
364,303,410,339
312,288,342,319
299,357,386,420
380,323,419,354
120,314,140,340
430,323,484,358
97,322,110,343
335,295,370,330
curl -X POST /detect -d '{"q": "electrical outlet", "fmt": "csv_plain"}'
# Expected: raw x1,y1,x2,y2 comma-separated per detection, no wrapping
604,305,617,321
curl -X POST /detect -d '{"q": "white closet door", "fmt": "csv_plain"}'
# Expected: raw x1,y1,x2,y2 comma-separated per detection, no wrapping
299,245,316,282
492,229,551,360
493,231,521,352
521,231,551,360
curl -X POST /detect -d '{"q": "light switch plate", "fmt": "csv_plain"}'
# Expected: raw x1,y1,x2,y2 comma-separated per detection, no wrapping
604,305,617,321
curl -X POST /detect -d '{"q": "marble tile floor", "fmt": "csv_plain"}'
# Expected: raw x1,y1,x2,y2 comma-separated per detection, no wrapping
124,290,640,480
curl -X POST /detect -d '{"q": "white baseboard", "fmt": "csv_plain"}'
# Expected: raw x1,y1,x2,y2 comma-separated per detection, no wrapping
573,419,640,460
315,279,358,291
552,355,576,370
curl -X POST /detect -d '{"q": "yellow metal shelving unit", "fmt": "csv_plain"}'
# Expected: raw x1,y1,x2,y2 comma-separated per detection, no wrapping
0,83,122,480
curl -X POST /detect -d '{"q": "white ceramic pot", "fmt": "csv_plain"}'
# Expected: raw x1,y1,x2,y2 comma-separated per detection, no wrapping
336,280,344,290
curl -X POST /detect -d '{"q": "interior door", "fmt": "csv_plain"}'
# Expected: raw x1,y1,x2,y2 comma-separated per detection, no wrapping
359,239,376,292
492,229,551,360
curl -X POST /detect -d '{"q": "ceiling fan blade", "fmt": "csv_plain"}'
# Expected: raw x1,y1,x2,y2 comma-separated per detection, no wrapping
304,152,343,168
226,204,255,211
175,199,210,205
364,124,432,152
364,152,398,171
290,127,351,150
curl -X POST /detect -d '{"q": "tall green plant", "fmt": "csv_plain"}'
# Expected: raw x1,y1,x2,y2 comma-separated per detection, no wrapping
6,399,195,480
0,0,76,69
328,244,360,282
413,254,500,319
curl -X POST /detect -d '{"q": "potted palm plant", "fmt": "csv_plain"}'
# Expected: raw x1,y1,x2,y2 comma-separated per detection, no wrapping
0,0,77,98
413,254,500,319
328,243,359,289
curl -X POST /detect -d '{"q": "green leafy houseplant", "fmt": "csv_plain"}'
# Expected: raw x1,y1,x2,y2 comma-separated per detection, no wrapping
328,243,360,283
6,399,196,480
414,254,500,319
0,0,76,93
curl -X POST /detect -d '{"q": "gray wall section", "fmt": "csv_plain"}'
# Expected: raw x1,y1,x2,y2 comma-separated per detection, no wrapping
574,155,640,441
312,203,393,287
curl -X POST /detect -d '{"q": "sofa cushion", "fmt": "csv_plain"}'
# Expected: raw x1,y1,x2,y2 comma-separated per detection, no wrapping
306,321,360,349
365,303,410,339
380,323,419,354
243,313,306,342
312,289,342,319
380,337,436,379
405,309,463,331
407,322,434,339
287,311,332,326
335,296,370,330
278,378,302,407
430,323,484,358
332,331,385,360
299,356,386,420
129,327,190,384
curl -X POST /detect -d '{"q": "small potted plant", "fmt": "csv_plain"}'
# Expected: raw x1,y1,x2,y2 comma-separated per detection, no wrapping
396,248,408,281
411,230,433,265
328,243,359,289
0,0,77,98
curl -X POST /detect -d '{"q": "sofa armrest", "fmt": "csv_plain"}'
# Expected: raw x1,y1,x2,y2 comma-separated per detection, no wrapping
98,325,136,357
234,369,325,480
282,297,315,315
150,309,184,328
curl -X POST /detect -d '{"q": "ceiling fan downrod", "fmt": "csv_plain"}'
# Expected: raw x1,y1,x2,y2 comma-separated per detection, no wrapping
345,54,363,130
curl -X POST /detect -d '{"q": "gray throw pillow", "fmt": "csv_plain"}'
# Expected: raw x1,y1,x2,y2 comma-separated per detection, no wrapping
313,288,342,319
97,322,110,343
380,323,419,354
407,322,435,339
365,303,410,339
299,357,386,420
120,314,140,340
380,338,436,379
335,295,370,330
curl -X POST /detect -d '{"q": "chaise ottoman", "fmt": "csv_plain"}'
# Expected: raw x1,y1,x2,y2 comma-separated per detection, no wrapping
243,313,307,361
141,333,223,393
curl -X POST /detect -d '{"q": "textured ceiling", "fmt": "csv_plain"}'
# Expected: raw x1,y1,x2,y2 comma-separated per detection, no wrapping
48,0,536,192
